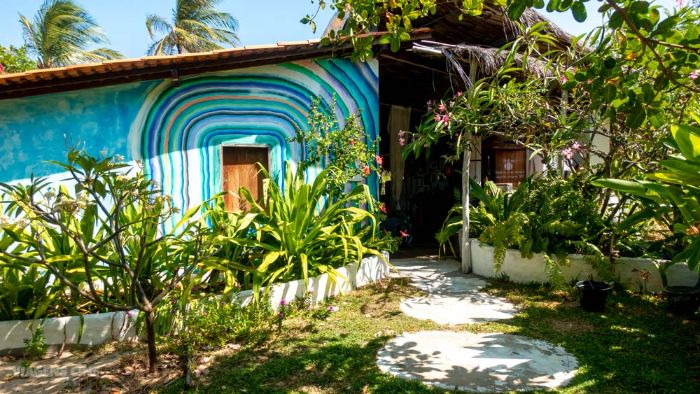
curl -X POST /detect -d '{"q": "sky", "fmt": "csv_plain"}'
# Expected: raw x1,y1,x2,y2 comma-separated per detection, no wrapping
0,0,680,59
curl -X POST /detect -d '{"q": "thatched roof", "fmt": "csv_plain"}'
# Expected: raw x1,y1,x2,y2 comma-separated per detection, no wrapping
374,4,569,107
413,42,554,80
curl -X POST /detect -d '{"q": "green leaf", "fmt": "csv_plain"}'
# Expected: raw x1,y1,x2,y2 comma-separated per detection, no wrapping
258,251,281,273
571,2,587,22
592,179,657,201
625,108,646,129
609,10,623,28
507,1,527,20
671,124,700,161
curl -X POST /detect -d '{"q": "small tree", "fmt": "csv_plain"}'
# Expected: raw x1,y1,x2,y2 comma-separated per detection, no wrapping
290,99,384,197
0,150,212,373
0,45,36,73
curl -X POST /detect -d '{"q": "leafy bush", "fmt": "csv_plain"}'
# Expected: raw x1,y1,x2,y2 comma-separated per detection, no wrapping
230,164,390,296
595,124,700,273
0,261,82,321
291,99,386,197
0,150,217,373
450,175,611,284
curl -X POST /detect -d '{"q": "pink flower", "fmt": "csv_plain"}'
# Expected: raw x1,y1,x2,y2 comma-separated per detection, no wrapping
378,203,387,214
376,155,383,166
441,113,451,123
362,165,370,177
328,305,339,312
399,230,410,238
690,69,700,81
398,130,407,146
571,141,582,150
559,75,568,84
676,0,685,7
0,64,4,74
437,102,447,112
349,139,356,146
279,299,288,306
562,147,574,160
455,91,463,97
433,113,441,122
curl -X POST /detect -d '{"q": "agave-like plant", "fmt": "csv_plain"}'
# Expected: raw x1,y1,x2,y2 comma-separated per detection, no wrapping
19,0,121,68
232,163,385,296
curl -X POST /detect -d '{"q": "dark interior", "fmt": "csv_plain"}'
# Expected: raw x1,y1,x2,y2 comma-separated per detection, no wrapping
377,53,460,255
372,5,570,257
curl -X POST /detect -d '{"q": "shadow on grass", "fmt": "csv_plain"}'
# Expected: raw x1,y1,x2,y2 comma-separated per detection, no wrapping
162,278,699,393
485,281,700,393
165,335,450,394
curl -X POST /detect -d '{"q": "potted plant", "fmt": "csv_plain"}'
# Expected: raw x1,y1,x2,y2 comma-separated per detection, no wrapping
662,285,700,315
575,280,611,312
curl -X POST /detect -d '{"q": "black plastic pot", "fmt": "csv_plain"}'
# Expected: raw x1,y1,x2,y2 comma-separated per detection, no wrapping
663,286,700,315
576,280,611,312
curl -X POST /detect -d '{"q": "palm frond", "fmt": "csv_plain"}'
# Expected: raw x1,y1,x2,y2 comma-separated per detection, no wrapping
19,0,120,68
146,0,239,55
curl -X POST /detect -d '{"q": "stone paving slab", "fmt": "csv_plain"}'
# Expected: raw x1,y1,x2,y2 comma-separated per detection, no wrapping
377,331,578,392
391,258,487,294
391,258,517,324
400,294,517,325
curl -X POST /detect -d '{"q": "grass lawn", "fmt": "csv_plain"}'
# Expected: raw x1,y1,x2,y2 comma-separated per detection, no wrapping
161,277,700,393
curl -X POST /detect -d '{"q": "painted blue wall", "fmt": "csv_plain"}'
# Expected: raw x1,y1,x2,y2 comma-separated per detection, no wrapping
0,58,380,216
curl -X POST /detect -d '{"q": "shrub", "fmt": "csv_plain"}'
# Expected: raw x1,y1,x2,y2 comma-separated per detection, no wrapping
232,163,390,296
448,175,611,285
0,149,216,373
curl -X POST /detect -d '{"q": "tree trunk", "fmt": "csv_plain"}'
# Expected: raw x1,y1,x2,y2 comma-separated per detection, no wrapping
145,310,158,373
182,346,194,389
461,135,472,273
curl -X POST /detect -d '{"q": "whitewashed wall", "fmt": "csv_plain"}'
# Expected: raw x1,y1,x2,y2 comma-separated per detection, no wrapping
471,239,698,292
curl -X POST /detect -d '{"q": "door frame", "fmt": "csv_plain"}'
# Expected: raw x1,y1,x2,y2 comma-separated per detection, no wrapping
219,143,271,198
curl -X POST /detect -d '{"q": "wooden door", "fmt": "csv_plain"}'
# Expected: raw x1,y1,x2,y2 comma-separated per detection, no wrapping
222,147,269,211
493,148,526,187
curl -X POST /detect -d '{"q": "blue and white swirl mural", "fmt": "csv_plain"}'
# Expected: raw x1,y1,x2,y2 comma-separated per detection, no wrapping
130,58,379,213
0,58,379,215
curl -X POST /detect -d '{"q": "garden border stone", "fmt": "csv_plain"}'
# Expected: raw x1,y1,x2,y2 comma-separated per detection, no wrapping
470,239,698,292
0,252,390,353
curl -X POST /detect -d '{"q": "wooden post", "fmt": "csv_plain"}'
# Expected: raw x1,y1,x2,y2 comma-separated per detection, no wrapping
461,59,478,273
461,137,472,273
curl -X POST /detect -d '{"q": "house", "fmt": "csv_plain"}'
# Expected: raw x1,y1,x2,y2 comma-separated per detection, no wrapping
0,4,571,245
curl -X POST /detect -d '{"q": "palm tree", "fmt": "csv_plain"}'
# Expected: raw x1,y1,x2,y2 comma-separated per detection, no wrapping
146,0,239,55
19,0,121,69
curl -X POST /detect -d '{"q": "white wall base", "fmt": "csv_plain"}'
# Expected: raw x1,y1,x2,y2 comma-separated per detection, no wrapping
234,252,391,309
0,310,138,354
471,239,698,292
0,253,391,353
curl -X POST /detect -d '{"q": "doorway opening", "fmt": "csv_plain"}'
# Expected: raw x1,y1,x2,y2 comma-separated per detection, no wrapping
221,146,269,211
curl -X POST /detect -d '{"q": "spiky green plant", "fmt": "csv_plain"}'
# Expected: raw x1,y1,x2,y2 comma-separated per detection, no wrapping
232,163,386,297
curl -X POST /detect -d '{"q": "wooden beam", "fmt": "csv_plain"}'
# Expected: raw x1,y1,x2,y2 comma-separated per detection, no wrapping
379,54,449,75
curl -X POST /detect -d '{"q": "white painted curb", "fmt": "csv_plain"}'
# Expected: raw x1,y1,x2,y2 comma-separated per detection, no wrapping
0,253,391,353
470,239,698,292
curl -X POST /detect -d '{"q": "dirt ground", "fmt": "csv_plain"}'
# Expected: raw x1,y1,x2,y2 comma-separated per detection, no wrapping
0,342,239,393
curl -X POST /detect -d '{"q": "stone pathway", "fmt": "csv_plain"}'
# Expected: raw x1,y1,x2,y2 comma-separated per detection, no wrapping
392,258,517,325
378,257,578,392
